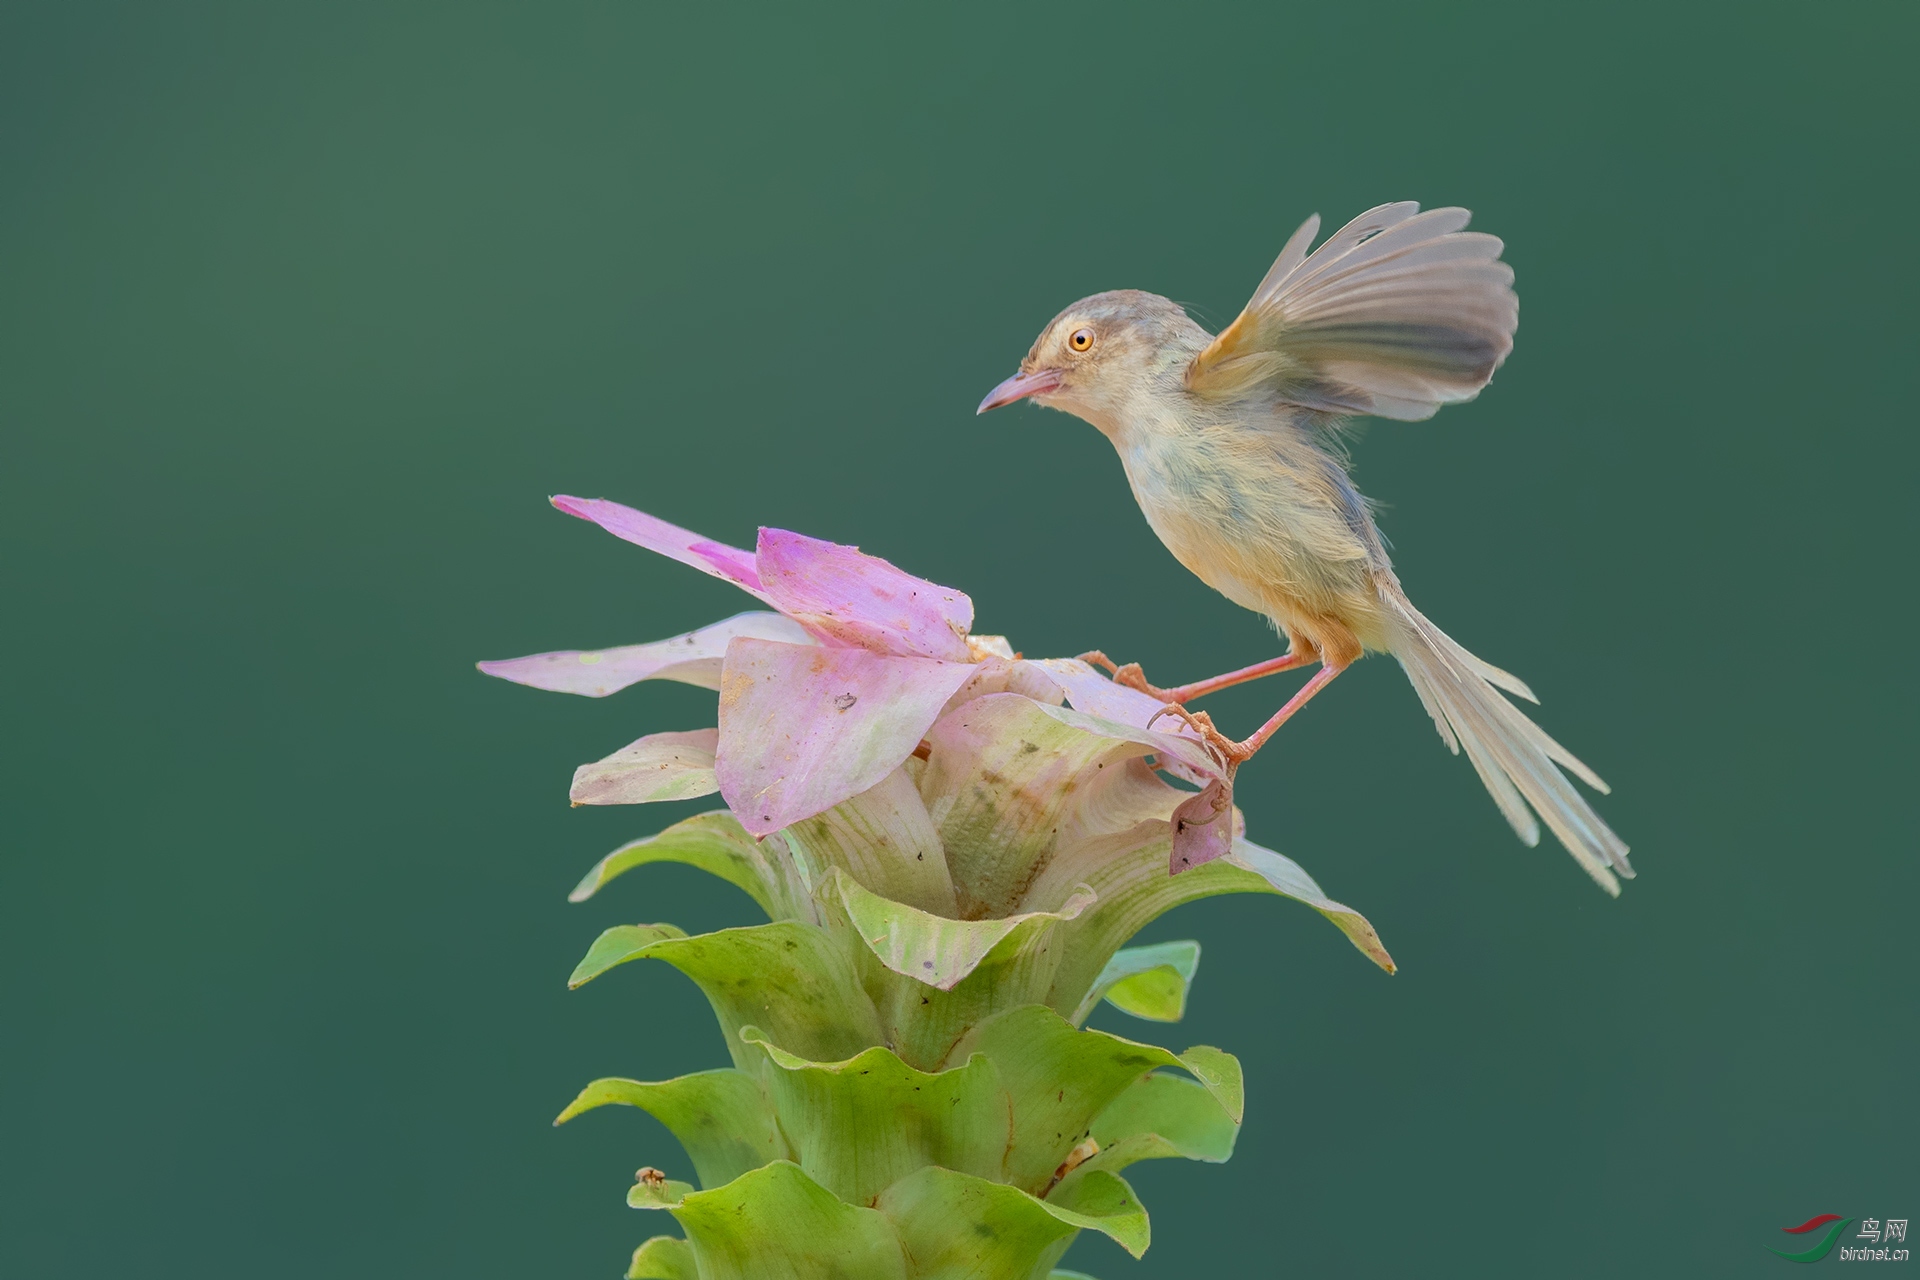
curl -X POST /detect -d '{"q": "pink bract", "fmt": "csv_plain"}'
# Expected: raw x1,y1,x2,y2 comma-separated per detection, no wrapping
480,494,1395,978
552,496,769,599
716,637,979,837
476,612,810,697
479,496,1247,869
755,528,974,662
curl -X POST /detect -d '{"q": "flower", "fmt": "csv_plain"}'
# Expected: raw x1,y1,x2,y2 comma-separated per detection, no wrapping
482,496,1248,860
481,498,1390,971
488,496,1396,1274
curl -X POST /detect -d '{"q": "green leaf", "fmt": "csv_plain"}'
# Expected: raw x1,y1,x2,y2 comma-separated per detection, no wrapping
570,812,787,919
1079,1071,1240,1178
1038,829,1395,1019
877,1164,1135,1274
567,921,884,1071
568,924,689,987
1229,837,1394,972
950,1004,1239,1196
738,1027,1009,1205
641,1161,909,1280
827,869,1102,1071
621,1159,1142,1278
553,1070,789,1189
570,729,721,806
1172,1044,1243,1125
627,1235,696,1280
876,1167,1146,1270
627,1173,698,1208
1073,940,1200,1025
782,767,959,916
836,869,1094,993
1044,1169,1151,1258
1050,1272,1102,1279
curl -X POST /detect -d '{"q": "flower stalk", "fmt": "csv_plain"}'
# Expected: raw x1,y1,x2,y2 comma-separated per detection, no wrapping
482,497,1394,1279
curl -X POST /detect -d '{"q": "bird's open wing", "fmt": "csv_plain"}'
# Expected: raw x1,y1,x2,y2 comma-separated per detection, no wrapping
1185,203,1518,421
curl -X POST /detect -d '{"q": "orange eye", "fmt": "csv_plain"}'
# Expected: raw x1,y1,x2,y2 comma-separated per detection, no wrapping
1069,327,1094,352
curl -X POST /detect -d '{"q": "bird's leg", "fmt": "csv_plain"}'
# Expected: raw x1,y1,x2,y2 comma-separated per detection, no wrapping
1161,649,1316,704
1215,661,1349,763
1076,650,1174,701
1089,645,1342,766
1078,646,1316,704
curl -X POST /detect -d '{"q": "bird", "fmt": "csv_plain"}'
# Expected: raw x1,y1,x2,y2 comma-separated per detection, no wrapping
975,202,1631,894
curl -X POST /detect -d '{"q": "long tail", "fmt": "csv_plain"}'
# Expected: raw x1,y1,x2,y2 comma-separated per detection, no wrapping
1382,585,1632,895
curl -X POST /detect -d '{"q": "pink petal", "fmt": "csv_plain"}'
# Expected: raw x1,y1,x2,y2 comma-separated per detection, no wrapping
569,729,720,806
1032,658,1206,740
716,637,978,837
551,496,771,600
755,528,973,661
1170,776,1236,873
1026,699,1224,789
1031,658,1215,785
936,655,1069,717
478,612,811,696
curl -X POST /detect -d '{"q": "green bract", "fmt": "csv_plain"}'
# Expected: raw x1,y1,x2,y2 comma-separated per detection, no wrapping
485,500,1395,1277
559,802,1381,1279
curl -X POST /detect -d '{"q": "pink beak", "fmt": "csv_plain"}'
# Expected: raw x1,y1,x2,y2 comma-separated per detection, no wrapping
976,368,1063,414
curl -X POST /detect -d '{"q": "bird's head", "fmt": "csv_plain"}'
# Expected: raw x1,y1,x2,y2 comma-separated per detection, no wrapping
976,289,1204,435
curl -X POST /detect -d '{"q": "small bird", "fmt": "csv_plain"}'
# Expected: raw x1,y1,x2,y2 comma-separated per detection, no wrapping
977,202,1631,893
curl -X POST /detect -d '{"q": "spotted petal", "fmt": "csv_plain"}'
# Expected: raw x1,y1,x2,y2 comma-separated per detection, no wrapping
756,529,973,661
570,729,720,806
478,612,811,696
917,693,1217,918
717,638,978,837
552,495,769,600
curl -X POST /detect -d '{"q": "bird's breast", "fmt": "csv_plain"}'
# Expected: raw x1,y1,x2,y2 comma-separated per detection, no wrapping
1114,418,1388,634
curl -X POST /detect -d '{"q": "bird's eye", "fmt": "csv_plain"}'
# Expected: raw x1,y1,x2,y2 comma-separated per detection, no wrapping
1069,327,1095,352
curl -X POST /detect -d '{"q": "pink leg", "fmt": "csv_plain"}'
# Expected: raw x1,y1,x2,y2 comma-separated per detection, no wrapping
1165,651,1314,703
1227,661,1348,760
1079,647,1315,704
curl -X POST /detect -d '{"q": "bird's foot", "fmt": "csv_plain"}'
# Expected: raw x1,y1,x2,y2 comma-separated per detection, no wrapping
1145,702,1258,767
1076,650,1176,702
1083,650,1269,764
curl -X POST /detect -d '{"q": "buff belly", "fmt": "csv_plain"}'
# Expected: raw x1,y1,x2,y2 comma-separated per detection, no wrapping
1124,448,1394,665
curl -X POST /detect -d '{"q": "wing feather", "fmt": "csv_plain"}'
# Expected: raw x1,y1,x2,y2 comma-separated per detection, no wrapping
1247,212,1323,305
1188,203,1519,421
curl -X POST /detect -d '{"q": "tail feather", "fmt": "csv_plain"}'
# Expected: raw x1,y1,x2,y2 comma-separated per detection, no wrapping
1385,590,1631,895
1391,596,1607,791
1389,589,1538,703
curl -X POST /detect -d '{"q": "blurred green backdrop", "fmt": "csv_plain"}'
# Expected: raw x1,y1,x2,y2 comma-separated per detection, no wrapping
3,3,1914,1276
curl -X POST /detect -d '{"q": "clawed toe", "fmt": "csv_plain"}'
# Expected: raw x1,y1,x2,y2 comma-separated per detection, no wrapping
1076,649,1119,674
1111,662,1163,696
1145,701,1204,736
1201,722,1257,766
1076,650,1174,701
1146,702,1255,766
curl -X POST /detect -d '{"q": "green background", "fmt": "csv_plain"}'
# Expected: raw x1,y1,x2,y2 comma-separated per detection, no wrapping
3,4,1914,1275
